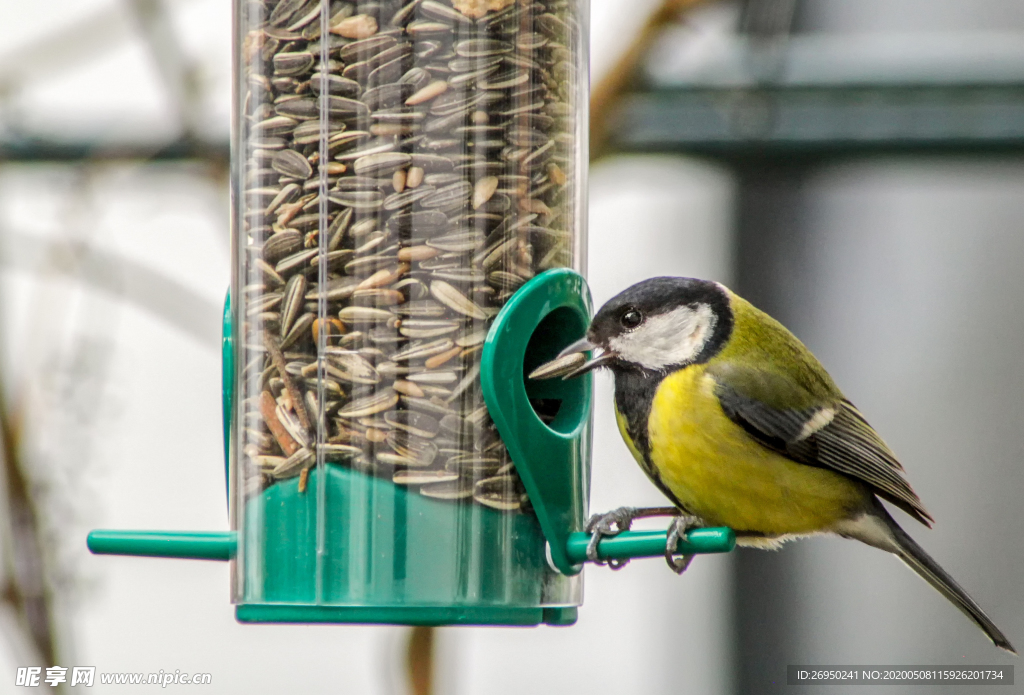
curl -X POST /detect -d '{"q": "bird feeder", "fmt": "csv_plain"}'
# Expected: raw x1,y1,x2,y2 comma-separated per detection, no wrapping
87,0,734,626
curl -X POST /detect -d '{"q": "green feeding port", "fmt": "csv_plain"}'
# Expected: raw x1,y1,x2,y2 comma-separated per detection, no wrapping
523,306,591,437
86,269,735,626
481,269,593,576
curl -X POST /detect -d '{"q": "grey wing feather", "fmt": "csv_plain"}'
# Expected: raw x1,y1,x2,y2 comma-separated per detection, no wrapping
714,380,934,527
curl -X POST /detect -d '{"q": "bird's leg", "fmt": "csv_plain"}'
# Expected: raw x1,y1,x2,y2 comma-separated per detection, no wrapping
664,514,703,574
585,506,680,569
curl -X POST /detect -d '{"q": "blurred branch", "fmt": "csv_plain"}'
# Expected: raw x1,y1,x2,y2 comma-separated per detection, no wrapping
590,0,713,160
0,232,221,347
126,0,206,141
740,0,798,36
405,626,434,695
0,6,132,98
739,0,798,81
0,364,56,668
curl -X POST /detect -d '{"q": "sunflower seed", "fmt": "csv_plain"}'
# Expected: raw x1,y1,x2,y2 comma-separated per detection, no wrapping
399,319,460,339
390,338,454,361
392,379,425,397
305,277,359,301
455,328,488,347
447,453,503,472
420,480,473,499
273,447,315,479
431,280,488,319
280,274,307,337
252,115,299,136
353,152,412,176
276,405,310,448
327,190,384,210
394,469,459,485
275,248,319,275
337,389,398,417
339,35,396,62
455,39,512,57
320,443,362,461
394,300,446,317
318,95,371,118
420,1,473,24
386,210,448,236
333,137,397,160
263,230,304,264
273,51,315,76
274,97,319,119
331,14,378,39
338,306,395,324
473,476,522,511
324,349,380,384
528,351,585,381
407,370,458,384
390,0,422,27
424,346,461,369
403,396,454,419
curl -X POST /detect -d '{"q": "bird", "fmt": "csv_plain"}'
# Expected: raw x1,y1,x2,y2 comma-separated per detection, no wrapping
530,276,1015,653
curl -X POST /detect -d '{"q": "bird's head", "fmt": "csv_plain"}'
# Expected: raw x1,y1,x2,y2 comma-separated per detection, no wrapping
531,277,734,380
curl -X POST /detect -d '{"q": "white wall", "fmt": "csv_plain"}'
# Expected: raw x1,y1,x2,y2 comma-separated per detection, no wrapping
776,161,1024,688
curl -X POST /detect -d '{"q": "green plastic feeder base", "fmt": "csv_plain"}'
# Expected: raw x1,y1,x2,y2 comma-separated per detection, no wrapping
235,605,577,626
236,465,570,624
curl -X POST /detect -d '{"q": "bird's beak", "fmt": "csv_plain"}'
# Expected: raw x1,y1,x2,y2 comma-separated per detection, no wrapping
528,337,616,380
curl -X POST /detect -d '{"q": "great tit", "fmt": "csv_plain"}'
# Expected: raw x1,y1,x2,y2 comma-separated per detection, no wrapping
531,276,1014,653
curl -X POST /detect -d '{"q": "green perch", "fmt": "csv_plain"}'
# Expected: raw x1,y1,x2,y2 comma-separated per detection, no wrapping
87,527,735,564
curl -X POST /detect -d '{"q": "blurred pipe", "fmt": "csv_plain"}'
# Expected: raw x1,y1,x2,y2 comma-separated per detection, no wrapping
731,165,808,695
0,137,229,164
590,0,711,160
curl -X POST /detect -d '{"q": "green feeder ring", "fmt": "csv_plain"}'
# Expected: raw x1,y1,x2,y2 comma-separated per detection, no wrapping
481,268,594,576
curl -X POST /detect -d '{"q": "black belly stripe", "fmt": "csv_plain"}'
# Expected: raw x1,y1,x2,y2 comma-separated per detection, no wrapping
613,367,691,513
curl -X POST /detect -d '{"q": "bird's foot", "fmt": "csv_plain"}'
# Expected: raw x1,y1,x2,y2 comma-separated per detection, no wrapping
665,515,702,574
585,507,640,569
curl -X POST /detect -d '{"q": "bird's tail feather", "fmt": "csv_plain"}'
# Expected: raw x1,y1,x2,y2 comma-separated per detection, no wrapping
839,510,1016,654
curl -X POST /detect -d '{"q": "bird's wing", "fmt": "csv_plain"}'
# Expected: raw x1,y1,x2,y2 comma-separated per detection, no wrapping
707,362,934,527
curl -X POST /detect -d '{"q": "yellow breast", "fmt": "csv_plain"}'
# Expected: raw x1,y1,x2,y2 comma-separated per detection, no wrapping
635,367,868,536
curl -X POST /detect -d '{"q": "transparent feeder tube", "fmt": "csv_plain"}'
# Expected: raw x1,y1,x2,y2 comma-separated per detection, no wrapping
231,0,588,612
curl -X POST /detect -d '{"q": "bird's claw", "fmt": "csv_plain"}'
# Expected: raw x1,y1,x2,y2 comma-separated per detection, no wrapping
665,515,702,574
585,506,638,569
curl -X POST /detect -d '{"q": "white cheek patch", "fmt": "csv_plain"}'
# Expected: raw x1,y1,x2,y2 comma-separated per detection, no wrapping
608,304,717,371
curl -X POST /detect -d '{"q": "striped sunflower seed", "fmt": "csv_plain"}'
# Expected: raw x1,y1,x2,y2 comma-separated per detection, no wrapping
431,280,488,319
337,389,398,418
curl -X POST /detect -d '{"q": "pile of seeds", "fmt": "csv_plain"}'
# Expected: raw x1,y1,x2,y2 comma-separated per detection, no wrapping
236,0,581,513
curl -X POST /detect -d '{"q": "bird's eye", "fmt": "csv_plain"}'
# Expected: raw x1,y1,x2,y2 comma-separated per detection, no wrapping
620,308,643,330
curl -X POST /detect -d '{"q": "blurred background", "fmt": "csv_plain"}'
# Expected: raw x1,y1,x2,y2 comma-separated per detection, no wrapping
0,0,1022,692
